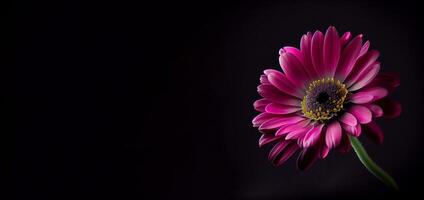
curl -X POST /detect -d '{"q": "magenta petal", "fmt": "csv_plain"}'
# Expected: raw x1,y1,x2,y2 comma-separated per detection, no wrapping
253,99,271,112
259,116,304,130
320,145,330,159
346,50,380,86
350,87,388,104
268,140,291,161
257,84,300,104
339,112,357,126
363,121,384,144
325,121,342,148
252,112,277,127
275,143,299,166
285,127,310,139
279,52,310,87
349,93,374,104
260,75,270,84
302,124,324,148
349,105,372,124
366,104,383,118
276,119,310,136
365,73,400,93
272,98,300,107
335,35,363,81
296,134,305,146
267,71,303,99
280,46,317,86
265,103,301,114
337,133,352,154
259,134,284,147
349,62,381,91
263,69,282,76
257,84,283,99
340,32,351,47
359,87,388,101
300,32,317,78
297,148,319,171
282,46,303,63
341,123,362,137
258,118,288,130
376,98,402,118
323,26,341,77
311,31,325,76
358,40,370,57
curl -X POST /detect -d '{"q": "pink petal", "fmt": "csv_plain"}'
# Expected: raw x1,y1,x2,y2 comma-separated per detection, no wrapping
350,87,388,104
320,145,330,159
279,52,310,88
265,103,301,114
252,112,277,127
296,134,305,147
365,73,400,93
300,32,317,78
325,121,342,148
259,134,284,147
340,32,352,48
323,26,341,77
253,99,271,112
268,140,291,161
285,127,310,139
349,62,381,91
267,71,304,99
338,112,357,126
366,104,383,118
335,35,363,81
257,84,300,105
257,84,280,98
363,121,384,144
275,143,300,166
302,124,325,148
341,123,362,137
337,133,352,154
345,50,380,86
349,105,372,124
282,47,303,63
276,119,310,136
260,75,270,84
259,116,304,131
277,99,301,107
297,148,319,171
311,31,325,76
375,98,402,118
358,41,370,57
349,93,374,104
263,69,282,76
258,118,288,131
358,87,388,101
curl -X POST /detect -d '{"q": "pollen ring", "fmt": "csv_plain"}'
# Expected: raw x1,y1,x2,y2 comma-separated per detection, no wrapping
301,78,348,122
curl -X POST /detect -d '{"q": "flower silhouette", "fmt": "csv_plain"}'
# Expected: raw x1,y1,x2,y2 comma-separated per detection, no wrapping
252,26,400,188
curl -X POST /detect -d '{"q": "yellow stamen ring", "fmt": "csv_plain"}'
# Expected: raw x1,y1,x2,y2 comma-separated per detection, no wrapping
301,78,348,122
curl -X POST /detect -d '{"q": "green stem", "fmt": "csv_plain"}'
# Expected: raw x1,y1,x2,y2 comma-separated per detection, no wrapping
349,135,398,190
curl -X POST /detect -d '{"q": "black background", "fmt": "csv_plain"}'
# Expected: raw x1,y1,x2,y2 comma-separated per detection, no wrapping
10,0,424,199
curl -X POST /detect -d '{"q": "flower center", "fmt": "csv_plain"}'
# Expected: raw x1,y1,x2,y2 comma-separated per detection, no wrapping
316,92,330,104
301,78,348,122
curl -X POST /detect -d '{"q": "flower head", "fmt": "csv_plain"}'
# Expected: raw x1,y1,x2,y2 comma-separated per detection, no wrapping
253,26,401,170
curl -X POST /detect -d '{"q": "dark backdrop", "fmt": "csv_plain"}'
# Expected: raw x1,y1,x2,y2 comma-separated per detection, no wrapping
10,0,424,199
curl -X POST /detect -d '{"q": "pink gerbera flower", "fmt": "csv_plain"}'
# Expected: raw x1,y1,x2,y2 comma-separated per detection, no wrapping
252,26,401,177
